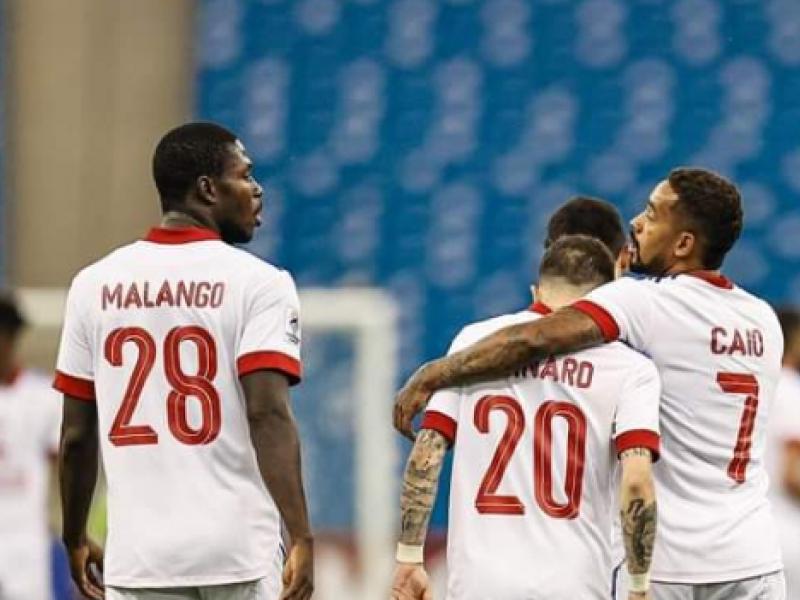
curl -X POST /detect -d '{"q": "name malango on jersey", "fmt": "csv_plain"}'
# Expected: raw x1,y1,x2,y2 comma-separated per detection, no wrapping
710,326,764,357
101,280,225,310
513,355,594,389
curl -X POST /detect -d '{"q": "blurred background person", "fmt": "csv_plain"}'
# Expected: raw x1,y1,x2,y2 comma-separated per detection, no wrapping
5,1,800,598
769,307,800,597
0,293,62,599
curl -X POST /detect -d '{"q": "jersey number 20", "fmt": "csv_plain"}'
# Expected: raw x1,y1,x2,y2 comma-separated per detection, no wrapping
474,395,587,519
105,326,221,447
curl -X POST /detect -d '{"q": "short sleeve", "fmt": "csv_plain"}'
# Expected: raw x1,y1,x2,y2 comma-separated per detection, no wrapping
53,275,96,401
420,326,477,446
572,276,656,352
237,270,303,385
613,357,661,460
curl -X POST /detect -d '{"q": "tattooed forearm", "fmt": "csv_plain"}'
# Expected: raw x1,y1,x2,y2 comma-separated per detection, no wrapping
419,308,604,391
399,429,449,545
619,448,657,576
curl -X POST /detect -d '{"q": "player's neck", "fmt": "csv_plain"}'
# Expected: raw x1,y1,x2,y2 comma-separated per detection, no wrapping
160,210,219,233
0,360,19,386
662,258,716,277
534,286,585,311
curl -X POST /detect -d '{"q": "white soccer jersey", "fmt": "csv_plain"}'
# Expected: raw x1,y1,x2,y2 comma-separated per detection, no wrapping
766,367,800,595
53,227,302,588
574,271,784,583
422,303,661,600
0,369,61,600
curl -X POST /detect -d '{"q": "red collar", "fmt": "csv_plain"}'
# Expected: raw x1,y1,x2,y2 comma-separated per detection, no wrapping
144,227,221,245
528,302,552,315
685,271,734,290
1,367,22,387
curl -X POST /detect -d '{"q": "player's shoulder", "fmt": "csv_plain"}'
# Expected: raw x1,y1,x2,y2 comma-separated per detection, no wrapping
449,309,537,353
68,241,142,288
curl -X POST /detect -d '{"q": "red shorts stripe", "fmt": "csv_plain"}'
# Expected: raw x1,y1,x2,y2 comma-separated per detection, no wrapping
421,410,457,446
615,429,660,461
237,351,302,385
571,300,620,342
53,371,96,401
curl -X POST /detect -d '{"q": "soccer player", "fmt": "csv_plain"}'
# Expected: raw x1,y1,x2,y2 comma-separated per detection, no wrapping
768,307,800,596
0,293,62,599
55,122,313,600
394,168,787,598
391,235,659,600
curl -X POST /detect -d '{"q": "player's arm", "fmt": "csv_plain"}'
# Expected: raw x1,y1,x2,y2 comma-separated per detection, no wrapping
394,307,603,438
619,447,657,600
59,395,104,599
391,428,449,600
240,370,313,600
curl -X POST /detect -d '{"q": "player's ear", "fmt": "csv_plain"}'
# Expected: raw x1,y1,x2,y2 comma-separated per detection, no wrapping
674,230,695,259
196,175,217,204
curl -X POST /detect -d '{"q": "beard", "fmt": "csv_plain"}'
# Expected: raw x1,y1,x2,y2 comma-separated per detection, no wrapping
628,238,670,276
218,218,253,245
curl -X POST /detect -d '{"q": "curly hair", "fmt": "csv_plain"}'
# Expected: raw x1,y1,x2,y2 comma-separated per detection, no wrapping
668,168,743,270
545,196,626,256
152,122,238,211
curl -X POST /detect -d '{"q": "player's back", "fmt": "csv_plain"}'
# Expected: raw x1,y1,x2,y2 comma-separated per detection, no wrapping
581,273,784,583
54,228,301,587
422,305,660,600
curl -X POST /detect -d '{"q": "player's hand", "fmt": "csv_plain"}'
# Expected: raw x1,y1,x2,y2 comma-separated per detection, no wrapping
391,562,432,600
615,243,634,278
628,591,651,600
66,538,104,599
393,367,435,440
280,537,314,600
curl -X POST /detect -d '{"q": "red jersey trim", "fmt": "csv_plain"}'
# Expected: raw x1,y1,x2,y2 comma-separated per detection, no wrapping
421,411,457,446
528,301,552,315
615,429,660,462
571,300,620,342
143,227,221,244
685,271,734,290
53,371,96,402
237,351,302,385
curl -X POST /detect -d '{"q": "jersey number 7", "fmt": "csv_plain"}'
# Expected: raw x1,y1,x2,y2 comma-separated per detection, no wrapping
474,395,587,519
104,326,221,447
717,372,760,484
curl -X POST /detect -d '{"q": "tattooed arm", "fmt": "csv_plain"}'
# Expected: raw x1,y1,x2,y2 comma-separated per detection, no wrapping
619,447,657,599
391,429,449,600
394,307,604,438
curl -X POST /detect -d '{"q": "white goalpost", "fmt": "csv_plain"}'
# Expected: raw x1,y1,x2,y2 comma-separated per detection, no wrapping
18,286,399,600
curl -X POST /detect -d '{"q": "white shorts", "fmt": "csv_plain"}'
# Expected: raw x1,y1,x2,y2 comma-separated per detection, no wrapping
106,577,281,600
614,569,786,600
650,572,786,600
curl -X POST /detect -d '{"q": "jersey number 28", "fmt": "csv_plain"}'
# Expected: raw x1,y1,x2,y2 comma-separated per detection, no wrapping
474,395,587,519
105,326,221,447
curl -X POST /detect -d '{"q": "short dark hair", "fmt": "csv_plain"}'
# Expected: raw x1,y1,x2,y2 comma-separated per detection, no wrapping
0,292,26,335
776,306,800,351
668,167,743,270
539,234,615,288
545,196,626,256
152,122,238,210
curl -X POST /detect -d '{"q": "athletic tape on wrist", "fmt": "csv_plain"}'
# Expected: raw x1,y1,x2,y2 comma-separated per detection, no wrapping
396,543,424,564
628,572,650,593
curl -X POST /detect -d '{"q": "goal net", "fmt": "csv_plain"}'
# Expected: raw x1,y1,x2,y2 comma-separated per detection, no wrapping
18,286,400,600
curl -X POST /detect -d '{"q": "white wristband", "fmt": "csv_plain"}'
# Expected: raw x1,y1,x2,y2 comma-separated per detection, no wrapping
396,543,424,564
628,572,650,593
